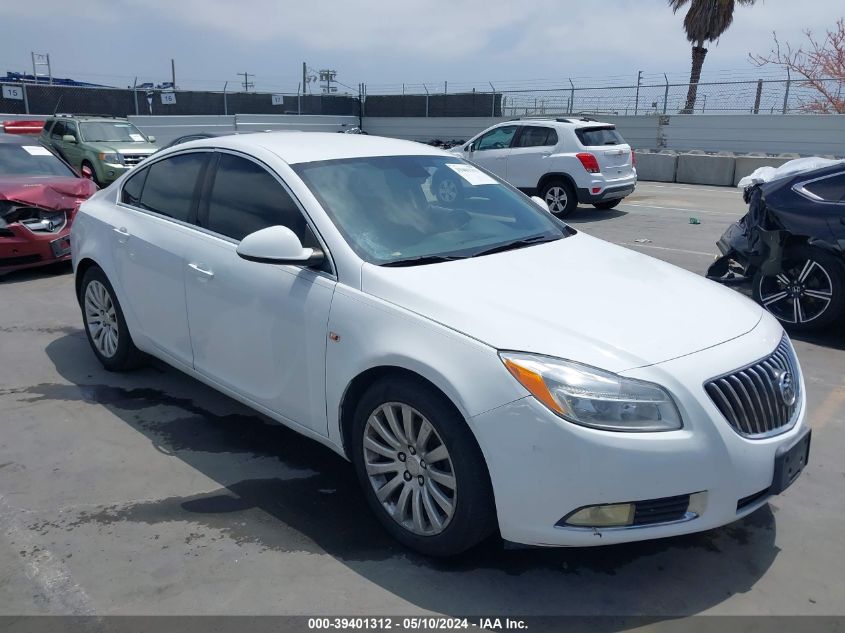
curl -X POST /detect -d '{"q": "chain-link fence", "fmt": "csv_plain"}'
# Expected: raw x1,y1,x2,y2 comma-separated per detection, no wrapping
1,76,842,117
0,83,363,117
499,77,843,117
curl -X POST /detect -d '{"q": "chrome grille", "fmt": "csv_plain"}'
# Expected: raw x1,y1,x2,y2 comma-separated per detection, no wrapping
705,337,800,438
121,153,150,166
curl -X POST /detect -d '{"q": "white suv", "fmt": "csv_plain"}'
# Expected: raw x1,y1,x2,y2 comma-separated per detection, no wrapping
442,117,637,216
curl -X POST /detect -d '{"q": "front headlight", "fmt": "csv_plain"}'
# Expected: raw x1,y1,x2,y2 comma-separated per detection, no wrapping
98,152,124,165
499,352,682,432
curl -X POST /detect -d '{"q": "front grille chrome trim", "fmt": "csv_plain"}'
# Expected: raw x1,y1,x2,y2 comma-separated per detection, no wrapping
705,336,801,440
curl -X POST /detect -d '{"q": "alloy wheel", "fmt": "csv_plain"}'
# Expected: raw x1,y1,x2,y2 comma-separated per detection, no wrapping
363,402,457,536
544,186,569,214
437,179,458,203
84,280,119,358
758,258,834,325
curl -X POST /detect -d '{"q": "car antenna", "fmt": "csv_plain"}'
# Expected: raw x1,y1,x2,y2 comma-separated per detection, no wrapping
52,95,63,115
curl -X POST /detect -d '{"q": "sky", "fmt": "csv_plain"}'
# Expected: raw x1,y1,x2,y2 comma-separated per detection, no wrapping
0,0,841,94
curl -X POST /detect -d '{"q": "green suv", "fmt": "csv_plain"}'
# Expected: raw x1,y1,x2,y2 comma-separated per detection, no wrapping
40,115,158,187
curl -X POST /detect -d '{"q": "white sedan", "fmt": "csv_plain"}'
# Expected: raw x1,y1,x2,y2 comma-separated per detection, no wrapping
71,132,810,556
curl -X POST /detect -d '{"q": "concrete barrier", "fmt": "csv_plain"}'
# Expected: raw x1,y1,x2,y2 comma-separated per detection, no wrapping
676,151,736,186
634,150,678,182
733,153,800,186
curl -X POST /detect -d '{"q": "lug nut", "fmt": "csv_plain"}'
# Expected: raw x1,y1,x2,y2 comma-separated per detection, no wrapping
418,475,425,485
398,452,406,462
404,471,412,481
420,460,426,469
409,446,416,455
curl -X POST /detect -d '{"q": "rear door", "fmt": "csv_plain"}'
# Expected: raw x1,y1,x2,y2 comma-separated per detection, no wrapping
575,126,634,180
506,125,558,189
465,125,517,180
111,151,209,367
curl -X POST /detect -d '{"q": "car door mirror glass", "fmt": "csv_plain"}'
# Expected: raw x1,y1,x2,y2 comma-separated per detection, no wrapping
236,225,324,267
62,134,77,143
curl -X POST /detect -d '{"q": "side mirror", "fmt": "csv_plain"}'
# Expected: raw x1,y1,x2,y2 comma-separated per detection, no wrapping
531,195,551,212
236,225,324,267
62,134,77,143
147,135,156,143
466,142,475,153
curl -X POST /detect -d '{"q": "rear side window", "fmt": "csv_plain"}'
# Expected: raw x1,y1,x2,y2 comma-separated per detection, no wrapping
121,167,148,206
803,173,845,203
138,153,206,222
203,153,315,244
42,120,53,134
516,126,558,148
576,126,624,147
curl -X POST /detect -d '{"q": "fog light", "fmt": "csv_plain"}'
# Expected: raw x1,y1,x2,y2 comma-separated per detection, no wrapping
688,491,707,516
565,503,635,527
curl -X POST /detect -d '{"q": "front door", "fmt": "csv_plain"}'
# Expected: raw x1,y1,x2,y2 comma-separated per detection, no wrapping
182,151,336,435
466,125,517,180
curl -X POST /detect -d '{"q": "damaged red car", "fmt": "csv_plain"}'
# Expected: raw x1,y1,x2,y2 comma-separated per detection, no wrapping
0,134,97,276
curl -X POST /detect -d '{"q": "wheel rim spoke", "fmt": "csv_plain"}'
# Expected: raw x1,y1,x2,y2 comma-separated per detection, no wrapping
84,280,119,358
363,402,456,536
761,291,789,307
804,289,831,301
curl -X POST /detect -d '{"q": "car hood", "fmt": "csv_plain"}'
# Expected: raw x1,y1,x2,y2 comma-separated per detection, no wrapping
361,232,764,373
0,176,97,212
85,142,158,154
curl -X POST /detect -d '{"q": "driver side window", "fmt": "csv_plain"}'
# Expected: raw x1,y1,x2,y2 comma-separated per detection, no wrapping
476,126,517,151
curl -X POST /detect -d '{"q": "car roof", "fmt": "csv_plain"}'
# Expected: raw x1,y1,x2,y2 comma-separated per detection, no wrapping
171,132,450,165
0,134,40,144
46,114,129,122
505,118,614,129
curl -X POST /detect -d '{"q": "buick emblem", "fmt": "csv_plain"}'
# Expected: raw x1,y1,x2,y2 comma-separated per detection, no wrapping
776,370,797,407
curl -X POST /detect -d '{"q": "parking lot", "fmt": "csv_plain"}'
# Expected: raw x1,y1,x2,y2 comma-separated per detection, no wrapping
1,182,844,622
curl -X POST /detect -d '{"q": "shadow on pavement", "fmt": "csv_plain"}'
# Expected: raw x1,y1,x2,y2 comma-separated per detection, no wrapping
31,331,781,624
563,207,628,224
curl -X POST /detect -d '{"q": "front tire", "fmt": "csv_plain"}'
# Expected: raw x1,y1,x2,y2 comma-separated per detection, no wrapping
752,244,845,331
80,266,144,371
351,377,496,556
540,179,577,216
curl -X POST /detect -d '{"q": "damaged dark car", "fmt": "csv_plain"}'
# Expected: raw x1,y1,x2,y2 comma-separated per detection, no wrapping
708,163,845,331
0,134,98,276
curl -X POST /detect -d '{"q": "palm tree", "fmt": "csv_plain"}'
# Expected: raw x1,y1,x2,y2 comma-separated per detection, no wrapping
670,0,759,113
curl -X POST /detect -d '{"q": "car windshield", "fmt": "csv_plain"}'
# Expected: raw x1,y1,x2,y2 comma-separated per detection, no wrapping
0,144,76,177
79,121,147,143
293,155,571,265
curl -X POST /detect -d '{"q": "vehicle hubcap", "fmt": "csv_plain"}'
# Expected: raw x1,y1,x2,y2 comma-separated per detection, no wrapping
363,402,457,536
759,259,833,324
84,280,119,357
545,186,568,213
438,179,458,202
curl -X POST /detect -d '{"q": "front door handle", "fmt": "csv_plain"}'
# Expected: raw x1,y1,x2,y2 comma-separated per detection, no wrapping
188,262,214,279
113,227,130,244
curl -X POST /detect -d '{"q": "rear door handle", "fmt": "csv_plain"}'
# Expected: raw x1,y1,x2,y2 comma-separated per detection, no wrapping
113,227,130,244
188,262,214,279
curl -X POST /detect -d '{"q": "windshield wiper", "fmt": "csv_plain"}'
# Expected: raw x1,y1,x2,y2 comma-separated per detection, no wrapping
469,235,560,258
381,254,468,267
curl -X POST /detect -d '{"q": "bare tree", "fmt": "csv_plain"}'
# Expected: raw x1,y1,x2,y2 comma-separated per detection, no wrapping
670,0,759,113
750,18,845,114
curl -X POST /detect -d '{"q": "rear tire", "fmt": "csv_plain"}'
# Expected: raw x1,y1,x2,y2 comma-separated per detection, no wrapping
350,376,496,556
752,244,845,332
79,266,144,371
540,179,577,216
593,199,622,210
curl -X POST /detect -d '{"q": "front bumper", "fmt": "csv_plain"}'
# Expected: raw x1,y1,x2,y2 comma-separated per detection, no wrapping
0,226,72,274
98,163,132,184
469,317,807,547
